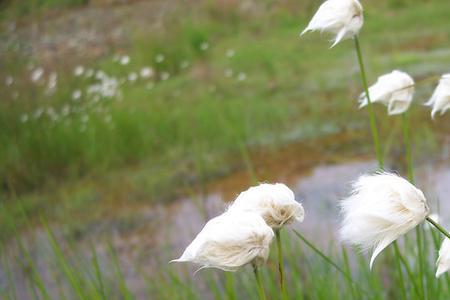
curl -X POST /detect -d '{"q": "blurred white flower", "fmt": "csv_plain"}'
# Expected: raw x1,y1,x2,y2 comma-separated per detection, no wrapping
81,115,89,123
200,42,210,51
228,183,304,229
31,67,44,82
140,67,154,79
96,71,106,80
226,49,235,58
425,74,450,119
61,105,70,116
155,54,165,63
172,212,274,272
359,70,415,115
120,55,130,65
85,69,94,78
160,71,170,81
237,72,247,82
72,90,82,101
224,68,233,78
301,0,364,47
20,114,28,123
47,72,58,91
74,65,84,77
436,238,450,278
180,60,190,69
5,76,13,86
128,72,138,82
340,173,429,269
33,108,44,119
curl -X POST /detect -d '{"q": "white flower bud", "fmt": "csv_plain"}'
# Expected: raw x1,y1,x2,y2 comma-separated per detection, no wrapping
359,70,415,115
228,183,304,229
436,238,450,278
425,74,450,119
301,0,364,47
172,212,274,272
340,173,429,269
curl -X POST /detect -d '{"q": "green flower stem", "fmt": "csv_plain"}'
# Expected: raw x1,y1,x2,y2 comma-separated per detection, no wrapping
275,229,287,300
395,242,422,298
392,242,407,300
426,217,450,240
225,272,237,300
401,112,426,298
353,36,384,170
401,113,414,182
252,264,267,300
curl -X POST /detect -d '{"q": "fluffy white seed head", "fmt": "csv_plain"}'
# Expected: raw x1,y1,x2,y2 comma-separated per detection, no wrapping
425,74,450,119
340,173,429,269
227,183,304,229
359,70,415,115
301,0,364,47
171,212,274,272
436,238,450,278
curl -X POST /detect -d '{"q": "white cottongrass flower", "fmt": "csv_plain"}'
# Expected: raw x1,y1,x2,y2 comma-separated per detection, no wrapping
128,72,138,82
226,49,235,58
120,55,130,65
160,71,170,81
237,72,247,82
172,212,274,272
200,42,210,51
359,70,415,115
74,66,84,77
31,67,44,82
301,0,364,47
5,76,13,86
227,183,304,229
224,68,233,78
155,54,165,63
340,173,429,269
140,67,154,79
425,74,450,119
20,114,28,123
180,60,190,69
72,90,82,101
436,238,450,278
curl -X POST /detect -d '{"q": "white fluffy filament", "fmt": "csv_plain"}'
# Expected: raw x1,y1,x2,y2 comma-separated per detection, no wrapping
436,238,450,278
359,70,415,115
227,183,305,229
301,0,364,47
425,74,450,119
171,212,274,272
340,172,429,269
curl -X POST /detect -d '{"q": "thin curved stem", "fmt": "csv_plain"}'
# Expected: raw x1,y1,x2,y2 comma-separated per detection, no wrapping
252,264,267,300
393,242,407,300
401,113,414,182
426,217,450,240
275,230,287,299
353,36,384,169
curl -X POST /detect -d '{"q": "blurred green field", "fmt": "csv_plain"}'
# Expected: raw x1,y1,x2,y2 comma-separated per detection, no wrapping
1,0,450,299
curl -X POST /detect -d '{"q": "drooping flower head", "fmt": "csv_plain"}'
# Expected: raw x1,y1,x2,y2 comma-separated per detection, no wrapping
425,74,450,119
171,212,274,272
436,238,450,278
340,173,429,269
228,183,304,229
301,0,364,47
359,70,415,115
